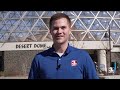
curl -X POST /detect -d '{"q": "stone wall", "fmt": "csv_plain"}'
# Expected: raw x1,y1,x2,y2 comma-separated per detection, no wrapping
4,50,41,76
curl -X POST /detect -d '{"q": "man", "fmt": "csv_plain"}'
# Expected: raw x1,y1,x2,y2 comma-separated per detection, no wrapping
28,13,99,79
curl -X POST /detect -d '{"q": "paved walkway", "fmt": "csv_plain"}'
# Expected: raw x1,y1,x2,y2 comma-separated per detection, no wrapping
1,75,120,79
0,76,28,79
99,75,120,79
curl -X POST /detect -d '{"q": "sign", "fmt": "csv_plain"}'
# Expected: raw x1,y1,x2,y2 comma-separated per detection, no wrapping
0,41,113,51
0,42,53,51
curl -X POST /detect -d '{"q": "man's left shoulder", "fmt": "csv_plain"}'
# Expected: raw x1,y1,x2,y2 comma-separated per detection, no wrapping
69,46,88,55
79,49,89,54
71,46,88,54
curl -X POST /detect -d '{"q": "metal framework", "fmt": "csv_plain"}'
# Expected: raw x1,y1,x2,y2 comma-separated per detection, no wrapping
0,11,120,45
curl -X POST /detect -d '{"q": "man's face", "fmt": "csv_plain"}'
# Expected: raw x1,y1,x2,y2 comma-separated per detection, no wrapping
50,18,71,44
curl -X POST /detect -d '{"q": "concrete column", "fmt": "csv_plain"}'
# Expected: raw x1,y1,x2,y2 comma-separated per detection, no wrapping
97,50,107,72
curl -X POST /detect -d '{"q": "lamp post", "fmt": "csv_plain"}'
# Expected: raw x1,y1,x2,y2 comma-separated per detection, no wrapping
105,24,112,75
107,23,112,75
108,24,111,65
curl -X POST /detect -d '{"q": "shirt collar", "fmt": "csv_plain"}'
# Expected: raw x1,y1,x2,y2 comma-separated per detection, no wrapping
48,43,73,55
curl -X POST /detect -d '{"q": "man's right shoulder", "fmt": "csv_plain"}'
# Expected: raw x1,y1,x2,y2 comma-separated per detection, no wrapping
35,48,51,57
33,49,50,62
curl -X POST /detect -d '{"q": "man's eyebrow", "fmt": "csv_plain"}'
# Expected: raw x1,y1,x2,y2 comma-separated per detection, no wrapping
60,25,66,27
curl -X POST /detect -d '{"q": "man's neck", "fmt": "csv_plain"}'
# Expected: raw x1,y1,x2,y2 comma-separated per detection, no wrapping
53,42,68,53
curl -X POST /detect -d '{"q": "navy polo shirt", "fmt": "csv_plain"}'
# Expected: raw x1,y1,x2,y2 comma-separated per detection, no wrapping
28,44,99,79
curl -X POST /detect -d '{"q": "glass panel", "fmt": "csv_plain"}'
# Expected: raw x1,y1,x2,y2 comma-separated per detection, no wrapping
98,18,111,29
80,18,94,29
111,32,120,42
72,19,86,30
90,20,104,30
32,19,48,31
63,11,76,18
71,31,86,40
114,11,120,18
42,11,56,17
90,31,104,40
80,11,94,17
24,11,38,18
97,11,110,17
110,20,120,30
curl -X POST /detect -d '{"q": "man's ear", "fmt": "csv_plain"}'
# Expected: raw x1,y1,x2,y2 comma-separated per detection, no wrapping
49,29,52,34
69,28,71,35
69,31,71,35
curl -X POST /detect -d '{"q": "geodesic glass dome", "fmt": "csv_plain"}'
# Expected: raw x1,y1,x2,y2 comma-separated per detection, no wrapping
0,11,120,45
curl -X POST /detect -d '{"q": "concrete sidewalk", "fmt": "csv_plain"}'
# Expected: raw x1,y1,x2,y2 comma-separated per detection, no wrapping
0,76,28,79
1,75,120,79
99,75,120,79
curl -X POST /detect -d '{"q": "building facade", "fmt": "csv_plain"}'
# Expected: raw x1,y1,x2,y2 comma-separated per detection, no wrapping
0,11,120,76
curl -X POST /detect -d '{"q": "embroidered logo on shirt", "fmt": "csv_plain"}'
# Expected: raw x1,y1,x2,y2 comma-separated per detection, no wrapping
71,60,77,66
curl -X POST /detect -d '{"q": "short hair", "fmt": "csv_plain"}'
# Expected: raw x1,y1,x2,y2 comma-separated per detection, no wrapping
49,13,71,29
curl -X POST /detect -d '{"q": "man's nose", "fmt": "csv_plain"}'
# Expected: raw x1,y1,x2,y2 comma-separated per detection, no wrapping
57,28,62,33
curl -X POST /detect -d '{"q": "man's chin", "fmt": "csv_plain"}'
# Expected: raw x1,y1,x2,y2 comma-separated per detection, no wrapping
55,40,64,44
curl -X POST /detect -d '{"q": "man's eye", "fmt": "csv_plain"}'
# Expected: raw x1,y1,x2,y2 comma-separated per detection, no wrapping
61,26,66,29
53,27,58,30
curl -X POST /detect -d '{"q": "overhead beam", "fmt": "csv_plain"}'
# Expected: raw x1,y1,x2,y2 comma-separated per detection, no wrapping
0,41,113,51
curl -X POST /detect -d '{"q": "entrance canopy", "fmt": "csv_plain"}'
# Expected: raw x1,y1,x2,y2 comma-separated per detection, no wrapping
0,41,113,51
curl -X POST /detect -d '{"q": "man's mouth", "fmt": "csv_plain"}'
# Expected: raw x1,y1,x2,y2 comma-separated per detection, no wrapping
56,35,63,38
56,36,63,38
